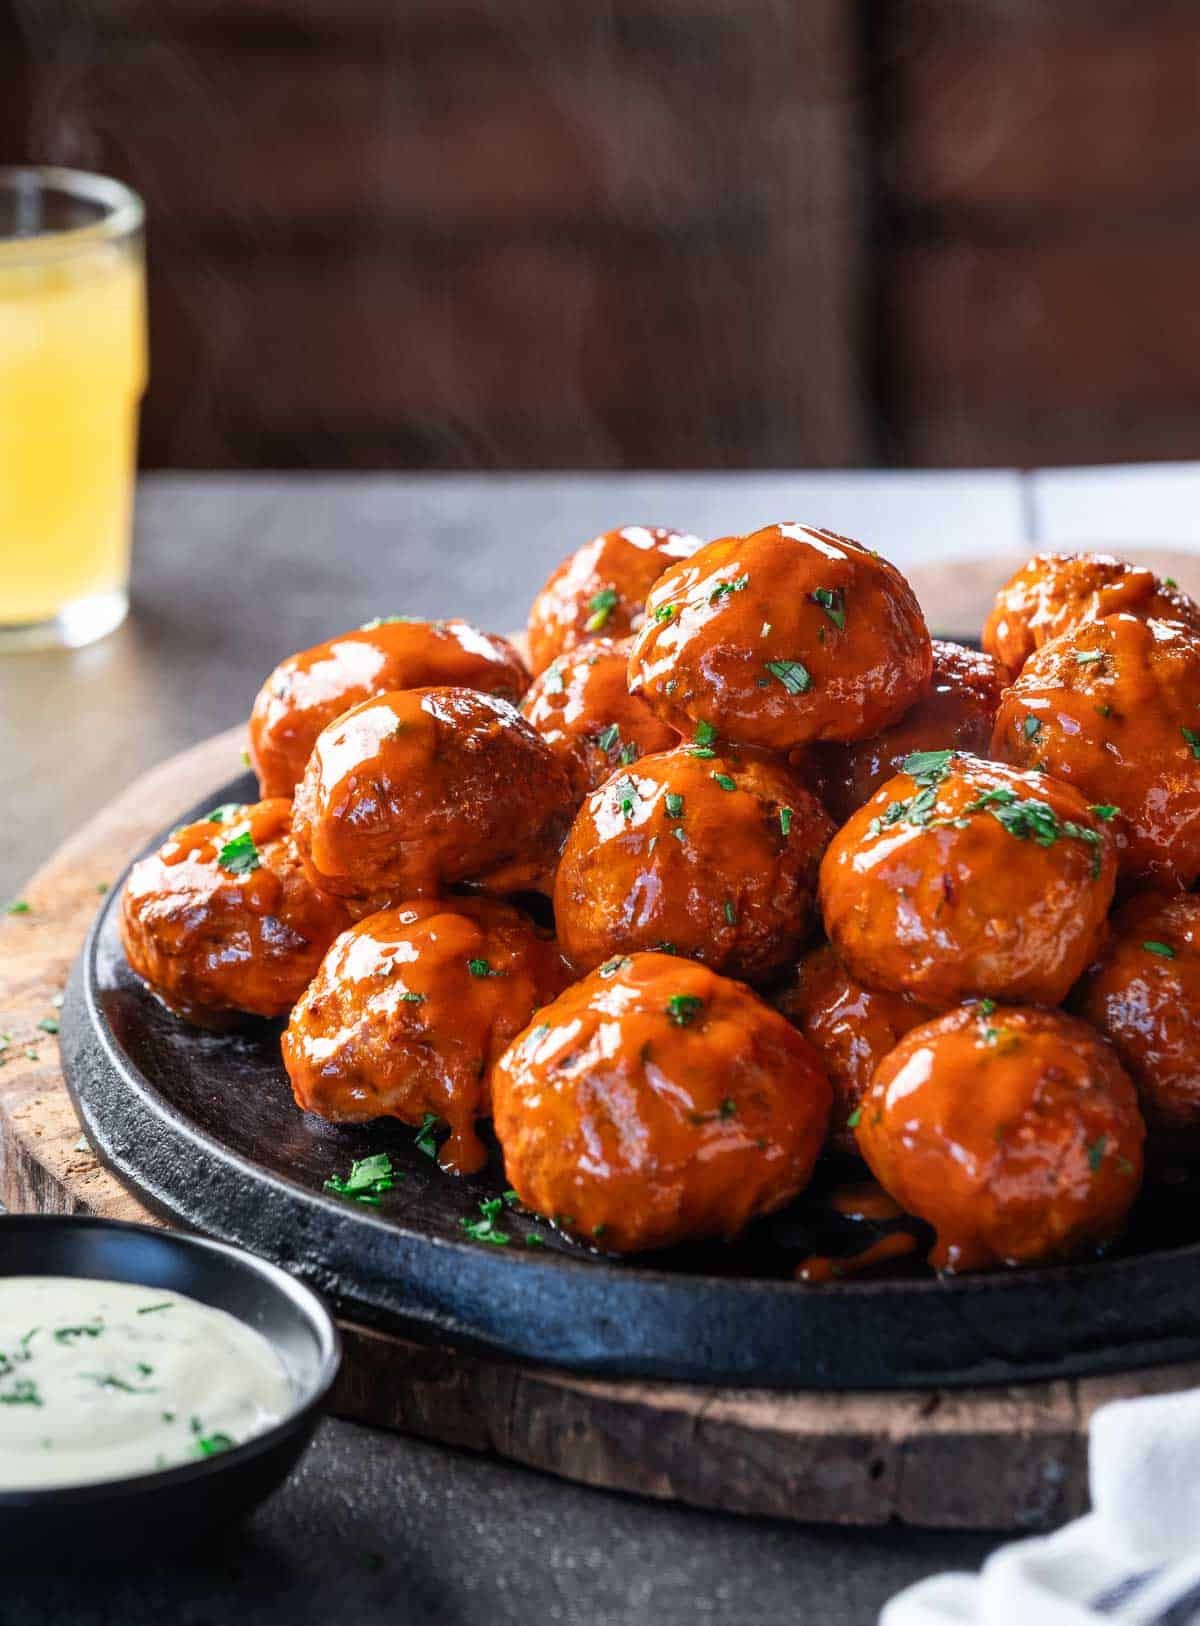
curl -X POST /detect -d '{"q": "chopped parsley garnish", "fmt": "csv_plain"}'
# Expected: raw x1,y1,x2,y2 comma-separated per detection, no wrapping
1143,941,1177,959
765,659,812,696
53,1323,103,1345
653,603,676,623
619,742,638,765
901,749,954,785
468,958,501,978
1183,727,1200,760
415,1113,440,1158
97,881,109,894
525,1233,544,1248
811,587,846,629
398,991,425,1004
595,722,620,753
543,662,565,694
712,772,736,792
460,1196,510,1246
1087,1135,1107,1172
36,1017,59,1034
195,1431,236,1457
1023,715,1042,741
1090,804,1118,821
204,803,242,824
1075,650,1105,665
216,831,260,875
708,574,748,604
687,720,718,758
598,955,633,978
979,998,996,1016
0,1378,42,1406
584,587,619,633
846,1107,862,1129
665,994,704,1027
723,899,737,926
323,1152,399,1205
779,806,793,837
665,792,685,818
612,775,641,818
6,901,30,915
83,1373,157,1394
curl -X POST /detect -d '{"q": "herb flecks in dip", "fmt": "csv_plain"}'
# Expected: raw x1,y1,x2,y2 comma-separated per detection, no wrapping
0,1278,291,1490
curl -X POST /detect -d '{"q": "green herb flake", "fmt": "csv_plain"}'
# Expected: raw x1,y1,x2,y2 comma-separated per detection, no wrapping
525,1233,544,1248
694,720,718,747
1183,727,1200,760
1023,715,1042,741
1075,650,1105,666
765,659,812,696
901,749,955,786
204,803,242,824
543,662,565,694
460,1196,510,1246
136,1301,174,1315
196,1431,236,1457
53,1323,103,1346
612,774,641,818
6,901,30,915
708,574,749,604
779,806,793,837
1143,941,1177,960
216,831,260,875
584,586,619,633
811,587,846,630
36,1017,59,1035
619,742,638,765
712,772,737,792
723,899,737,926
598,955,633,979
653,603,676,623
1165,577,1179,589
664,792,685,819
665,993,704,1028
980,997,996,1016
324,1153,399,1204
468,958,501,978
1090,804,1118,822
846,1107,862,1129
415,1112,440,1159
399,990,425,1004
595,722,620,753
1087,1135,1107,1172
719,1098,737,1118
0,1378,42,1407
96,881,109,894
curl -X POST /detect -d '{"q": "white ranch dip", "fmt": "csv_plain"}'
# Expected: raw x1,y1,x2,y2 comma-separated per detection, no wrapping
0,1277,292,1490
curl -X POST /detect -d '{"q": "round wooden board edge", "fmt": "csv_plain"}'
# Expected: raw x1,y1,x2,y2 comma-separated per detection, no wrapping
6,544,1200,1532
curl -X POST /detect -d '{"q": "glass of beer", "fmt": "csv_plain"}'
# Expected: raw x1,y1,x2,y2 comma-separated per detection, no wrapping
0,168,147,651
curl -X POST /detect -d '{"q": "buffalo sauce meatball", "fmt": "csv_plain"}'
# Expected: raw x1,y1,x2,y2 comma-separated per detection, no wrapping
992,614,1200,890
627,523,932,751
519,636,678,803
984,551,1200,677
811,640,1005,826
492,952,831,1253
1075,893,1200,1147
819,752,1116,1006
282,897,569,1175
775,944,933,1157
120,799,349,1022
292,687,575,909
249,618,529,798
553,745,833,983
856,1005,1144,1272
526,525,703,675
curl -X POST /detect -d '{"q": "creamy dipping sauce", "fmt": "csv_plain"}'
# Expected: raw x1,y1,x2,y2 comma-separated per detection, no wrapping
0,1277,292,1490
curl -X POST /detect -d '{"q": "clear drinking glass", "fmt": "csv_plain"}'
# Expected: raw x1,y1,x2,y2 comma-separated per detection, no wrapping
0,168,147,651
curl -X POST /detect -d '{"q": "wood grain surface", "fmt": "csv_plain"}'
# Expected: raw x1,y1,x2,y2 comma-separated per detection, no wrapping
6,548,1200,1531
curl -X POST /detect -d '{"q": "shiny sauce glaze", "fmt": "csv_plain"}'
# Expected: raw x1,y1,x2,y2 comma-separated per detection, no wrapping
0,1278,291,1490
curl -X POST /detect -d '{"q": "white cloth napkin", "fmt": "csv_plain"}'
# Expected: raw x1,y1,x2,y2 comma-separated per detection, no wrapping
882,1388,1200,1625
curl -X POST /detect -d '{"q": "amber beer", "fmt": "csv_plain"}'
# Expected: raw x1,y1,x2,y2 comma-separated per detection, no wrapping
0,169,146,650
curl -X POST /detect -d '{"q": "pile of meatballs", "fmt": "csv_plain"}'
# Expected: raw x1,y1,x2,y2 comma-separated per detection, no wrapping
120,524,1200,1275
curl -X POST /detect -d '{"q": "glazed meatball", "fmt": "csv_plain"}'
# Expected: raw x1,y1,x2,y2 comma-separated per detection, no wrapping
519,637,678,803
811,640,1005,825
120,799,349,1022
775,944,933,1157
820,752,1116,1006
984,551,1200,677
526,526,703,675
1075,894,1200,1148
856,1005,1144,1272
292,687,575,909
554,745,833,983
493,952,831,1253
627,523,932,751
992,614,1200,890
250,618,529,798
283,897,569,1176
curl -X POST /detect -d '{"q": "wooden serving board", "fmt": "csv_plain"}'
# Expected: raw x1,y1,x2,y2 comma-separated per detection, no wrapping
6,546,1200,1531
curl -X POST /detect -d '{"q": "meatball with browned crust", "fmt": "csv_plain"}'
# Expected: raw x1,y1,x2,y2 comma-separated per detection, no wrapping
983,551,1200,677
811,640,1005,826
493,952,831,1253
250,618,529,798
819,751,1117,1007
526,526,703,675
120,799,350,1022
554,744,833,984
520,637,678,803
628,523,932,751
283,897,570,1176
856,1005,1144,1273
992,614,1200,890
775,944,934,1157
1075,893,1200,1151
292,687,575,910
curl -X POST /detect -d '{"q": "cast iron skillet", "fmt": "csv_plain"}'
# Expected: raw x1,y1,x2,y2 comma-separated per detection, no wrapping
0,1213,340,1557
61,771,1200,1392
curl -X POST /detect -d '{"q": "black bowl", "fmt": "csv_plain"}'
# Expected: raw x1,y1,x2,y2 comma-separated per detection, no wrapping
0,1214,341,1558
